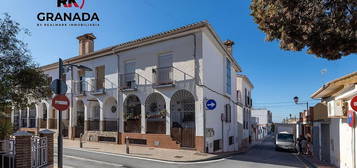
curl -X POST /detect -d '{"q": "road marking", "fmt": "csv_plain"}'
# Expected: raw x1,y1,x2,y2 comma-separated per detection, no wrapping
63,147,226,165
54,163,75,168
55,154,124,167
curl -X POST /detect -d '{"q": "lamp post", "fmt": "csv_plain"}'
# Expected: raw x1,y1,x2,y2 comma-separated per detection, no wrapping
293,96,309,113
57,59,92,168
63,63,92,140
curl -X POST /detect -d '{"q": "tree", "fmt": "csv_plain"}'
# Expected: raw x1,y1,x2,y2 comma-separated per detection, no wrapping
0,13,51,113
250,0,357,60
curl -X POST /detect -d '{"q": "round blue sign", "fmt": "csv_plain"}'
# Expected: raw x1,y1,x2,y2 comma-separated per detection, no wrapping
206,99,217,110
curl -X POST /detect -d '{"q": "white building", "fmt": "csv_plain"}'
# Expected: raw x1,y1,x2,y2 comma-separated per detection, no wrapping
311,72,357,167
11,21,246,153
236,74,254,148
251,108,272,139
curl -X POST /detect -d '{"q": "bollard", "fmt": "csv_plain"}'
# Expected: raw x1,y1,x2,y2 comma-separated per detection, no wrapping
126,136,129,154
80,133,83,148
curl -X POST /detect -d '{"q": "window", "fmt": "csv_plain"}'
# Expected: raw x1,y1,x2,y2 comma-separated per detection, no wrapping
237,90,242,103
226,58,231,94
225,104,231,122
229,136,234,145
95,66,105,89
213,139,222,151
159,54,173,68
244,88,247,106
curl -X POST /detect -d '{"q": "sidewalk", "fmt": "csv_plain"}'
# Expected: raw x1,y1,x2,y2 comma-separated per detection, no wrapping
57,139,235,162
298,155,335,168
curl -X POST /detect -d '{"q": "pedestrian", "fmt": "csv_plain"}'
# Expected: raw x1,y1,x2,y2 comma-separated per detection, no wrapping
296,135,305,154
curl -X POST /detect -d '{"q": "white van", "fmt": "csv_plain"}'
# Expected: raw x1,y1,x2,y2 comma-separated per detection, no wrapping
275,132,296,152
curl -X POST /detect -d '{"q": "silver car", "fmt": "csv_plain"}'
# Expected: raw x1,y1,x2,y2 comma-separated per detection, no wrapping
275,132,296,151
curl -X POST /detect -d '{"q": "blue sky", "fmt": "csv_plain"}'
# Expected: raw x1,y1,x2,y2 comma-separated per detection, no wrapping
1,0,356,122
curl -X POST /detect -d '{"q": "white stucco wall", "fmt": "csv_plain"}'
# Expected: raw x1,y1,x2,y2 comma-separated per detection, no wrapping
201,30,238,152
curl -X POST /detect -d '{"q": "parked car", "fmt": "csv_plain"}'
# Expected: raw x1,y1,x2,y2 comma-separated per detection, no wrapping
275,132,296,152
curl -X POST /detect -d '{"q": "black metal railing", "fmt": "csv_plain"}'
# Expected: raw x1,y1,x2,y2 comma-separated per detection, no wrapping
119,73,138,90
152,66,173,86
74,81,87,95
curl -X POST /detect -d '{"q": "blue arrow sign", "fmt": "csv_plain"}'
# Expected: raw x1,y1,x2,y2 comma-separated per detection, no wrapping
206,99,217,110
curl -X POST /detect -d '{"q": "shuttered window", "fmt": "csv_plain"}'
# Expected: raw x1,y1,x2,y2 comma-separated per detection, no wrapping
95,66,105,89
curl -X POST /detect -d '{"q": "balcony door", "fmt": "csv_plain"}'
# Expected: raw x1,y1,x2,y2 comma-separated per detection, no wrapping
124,61,136,88
158,54,173,84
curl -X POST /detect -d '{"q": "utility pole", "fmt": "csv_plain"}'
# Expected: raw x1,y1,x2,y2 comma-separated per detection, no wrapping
57,58,63,168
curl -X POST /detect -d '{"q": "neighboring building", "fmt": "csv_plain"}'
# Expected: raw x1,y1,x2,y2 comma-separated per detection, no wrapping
251,108,272,139
236,74,254,149
311,72,357,167
11,21,244,153
310,102,330,163
283,117,299,124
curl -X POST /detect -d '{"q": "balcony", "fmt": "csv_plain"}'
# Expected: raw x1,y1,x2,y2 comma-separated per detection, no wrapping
152,66,174,88
90,79,105,95
74,81,87,96
119,73,138,91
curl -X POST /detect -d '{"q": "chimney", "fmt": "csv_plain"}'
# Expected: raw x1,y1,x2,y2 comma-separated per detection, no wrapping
224,40,235,55
77,33,96,56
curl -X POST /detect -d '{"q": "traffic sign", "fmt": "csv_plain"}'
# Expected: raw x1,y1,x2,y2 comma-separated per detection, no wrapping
50,79,67,95
347,110,355,127
206,99,217,110
52,95,70,111
351,96,357,111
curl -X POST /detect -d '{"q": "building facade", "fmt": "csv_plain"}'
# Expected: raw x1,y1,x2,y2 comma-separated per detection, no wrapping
11,21,245,153
236,74,254,148
311,72,357,167
251,108,272,139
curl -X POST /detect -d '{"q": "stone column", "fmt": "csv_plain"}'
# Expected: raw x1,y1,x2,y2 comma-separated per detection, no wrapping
141,104,145,134
19,109,22,128
84,105,89,131
14,131,33,168
100,103,104,132
26,107,30,128
46,106,51,129
39,129,55,167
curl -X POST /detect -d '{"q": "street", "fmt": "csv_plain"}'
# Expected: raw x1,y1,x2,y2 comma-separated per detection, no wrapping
55,136,306,168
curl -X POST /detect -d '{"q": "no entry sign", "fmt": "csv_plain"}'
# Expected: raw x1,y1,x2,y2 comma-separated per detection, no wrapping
52,95,70,111
351,96,357,111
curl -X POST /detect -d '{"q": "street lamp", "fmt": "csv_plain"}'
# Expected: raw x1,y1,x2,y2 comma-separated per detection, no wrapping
57,59,92,168
63,63,92,138
293,96,309,111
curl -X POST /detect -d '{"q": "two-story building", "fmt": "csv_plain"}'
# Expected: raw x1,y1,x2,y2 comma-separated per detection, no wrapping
311,72,357,167
251,108,272,139
236,74,254,148
11,21,244,153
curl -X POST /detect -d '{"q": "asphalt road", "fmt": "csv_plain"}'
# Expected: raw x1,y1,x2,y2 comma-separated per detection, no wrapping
55,136,306,168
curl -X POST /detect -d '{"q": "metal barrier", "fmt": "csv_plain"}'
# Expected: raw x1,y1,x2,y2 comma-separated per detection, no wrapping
0,139,15,168
31,136,48,168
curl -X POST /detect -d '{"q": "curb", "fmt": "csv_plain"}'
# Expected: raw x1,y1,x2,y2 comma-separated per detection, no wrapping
59,146,230,163
55,138,266,163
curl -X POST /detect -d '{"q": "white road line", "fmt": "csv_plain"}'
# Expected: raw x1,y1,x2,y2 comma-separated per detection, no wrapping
54,163,76,168
55,154,124,167
63,147,226,165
